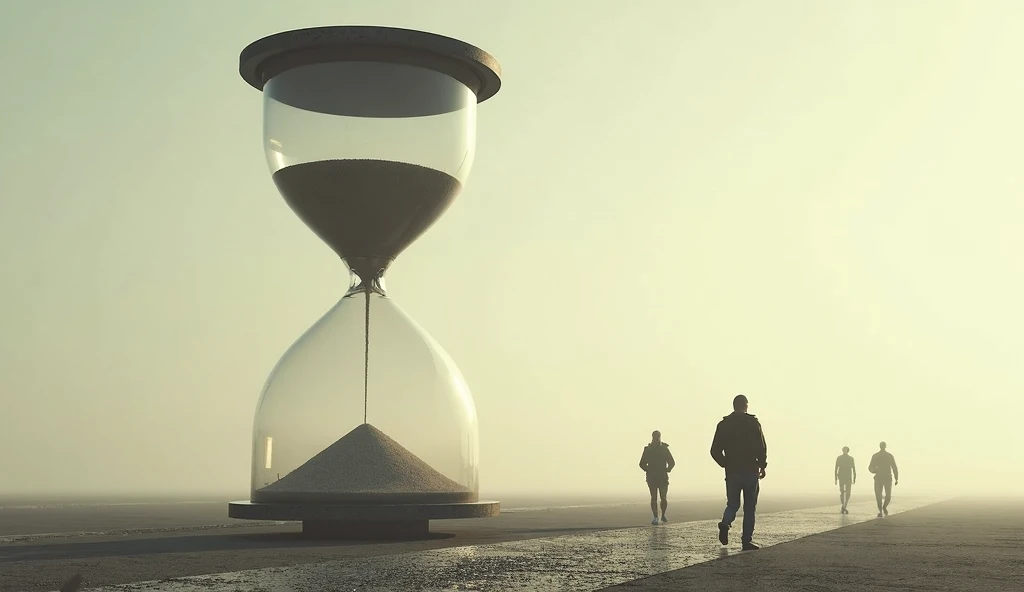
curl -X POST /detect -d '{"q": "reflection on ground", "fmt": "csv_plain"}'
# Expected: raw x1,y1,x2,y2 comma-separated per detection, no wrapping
85,498,941,592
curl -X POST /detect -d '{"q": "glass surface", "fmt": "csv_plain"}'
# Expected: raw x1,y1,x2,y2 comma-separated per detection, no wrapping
264,61,477,181
248,58,482,505
251,275,480,504
263,61,477,279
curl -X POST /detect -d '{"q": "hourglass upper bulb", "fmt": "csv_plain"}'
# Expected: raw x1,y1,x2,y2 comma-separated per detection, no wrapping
239,27,502,280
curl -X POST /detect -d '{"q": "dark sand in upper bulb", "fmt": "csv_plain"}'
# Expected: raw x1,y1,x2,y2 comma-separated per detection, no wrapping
272,159,462,277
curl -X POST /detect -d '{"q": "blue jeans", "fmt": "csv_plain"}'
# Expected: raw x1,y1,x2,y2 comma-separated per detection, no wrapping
721,471,760,543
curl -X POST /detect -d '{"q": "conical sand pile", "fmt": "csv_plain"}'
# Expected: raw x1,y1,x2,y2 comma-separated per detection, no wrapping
254,424,475,504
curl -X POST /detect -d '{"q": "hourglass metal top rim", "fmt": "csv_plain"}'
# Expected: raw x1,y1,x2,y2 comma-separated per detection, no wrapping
239,25,502,102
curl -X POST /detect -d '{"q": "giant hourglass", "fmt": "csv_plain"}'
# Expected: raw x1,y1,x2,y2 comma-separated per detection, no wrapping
227,26,502,539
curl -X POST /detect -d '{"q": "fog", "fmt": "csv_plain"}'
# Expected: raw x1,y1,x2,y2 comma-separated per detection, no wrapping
1,1,1022,503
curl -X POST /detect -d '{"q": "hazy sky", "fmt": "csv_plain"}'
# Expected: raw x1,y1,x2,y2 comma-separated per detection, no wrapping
2,1,1023,500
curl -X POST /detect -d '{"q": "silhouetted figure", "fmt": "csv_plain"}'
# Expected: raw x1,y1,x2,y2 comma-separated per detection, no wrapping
835,446,857,514
639,430,675,525
868,441,899,517
710,394,768,550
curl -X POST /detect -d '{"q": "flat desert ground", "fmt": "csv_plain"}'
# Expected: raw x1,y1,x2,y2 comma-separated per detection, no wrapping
1,494,1020,591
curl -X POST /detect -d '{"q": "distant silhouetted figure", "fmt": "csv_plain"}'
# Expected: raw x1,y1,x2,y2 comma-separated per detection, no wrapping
868,441,899,517
710,394,768,550
639,430,675,525
835,446,857,514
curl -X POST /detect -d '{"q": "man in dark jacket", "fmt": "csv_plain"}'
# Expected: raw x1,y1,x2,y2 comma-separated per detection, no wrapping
710,394,768,550
868,441,899,517
639,430,676,525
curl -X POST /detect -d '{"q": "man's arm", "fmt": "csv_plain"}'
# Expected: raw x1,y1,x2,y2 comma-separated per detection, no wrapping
853,458,857,482
666,448,676,472
639,448,649,472
835,457,840,482
892,456,899,483
710,424,727,468
868,453,878,474
757,423,768,469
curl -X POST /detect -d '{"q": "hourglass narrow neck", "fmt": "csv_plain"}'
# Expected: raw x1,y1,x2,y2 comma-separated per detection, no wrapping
345,265,388,297
346,256,392,281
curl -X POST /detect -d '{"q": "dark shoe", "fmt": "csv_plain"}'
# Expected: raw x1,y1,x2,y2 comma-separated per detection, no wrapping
883,508,889,517
742,542,759,551
718,522,729,545
877,511,883,518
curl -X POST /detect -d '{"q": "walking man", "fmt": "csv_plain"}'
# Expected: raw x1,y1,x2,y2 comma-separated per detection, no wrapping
710,394,768,550
868,441,899,517
639,430,675,525
835,446,857,514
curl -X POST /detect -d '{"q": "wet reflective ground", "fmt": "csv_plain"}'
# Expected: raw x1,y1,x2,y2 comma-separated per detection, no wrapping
86,498,940,591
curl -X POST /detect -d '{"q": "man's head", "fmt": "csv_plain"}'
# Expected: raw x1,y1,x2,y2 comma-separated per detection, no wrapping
652,430,661,444
879,441,887,451
732,394,748,413
842,446,850,454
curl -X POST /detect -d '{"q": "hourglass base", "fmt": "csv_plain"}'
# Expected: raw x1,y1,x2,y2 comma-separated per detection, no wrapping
228,500,499,540
303,519,430,540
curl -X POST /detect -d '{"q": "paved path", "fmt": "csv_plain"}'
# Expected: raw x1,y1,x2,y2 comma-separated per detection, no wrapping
606,498,1023,591
82,498,939,591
